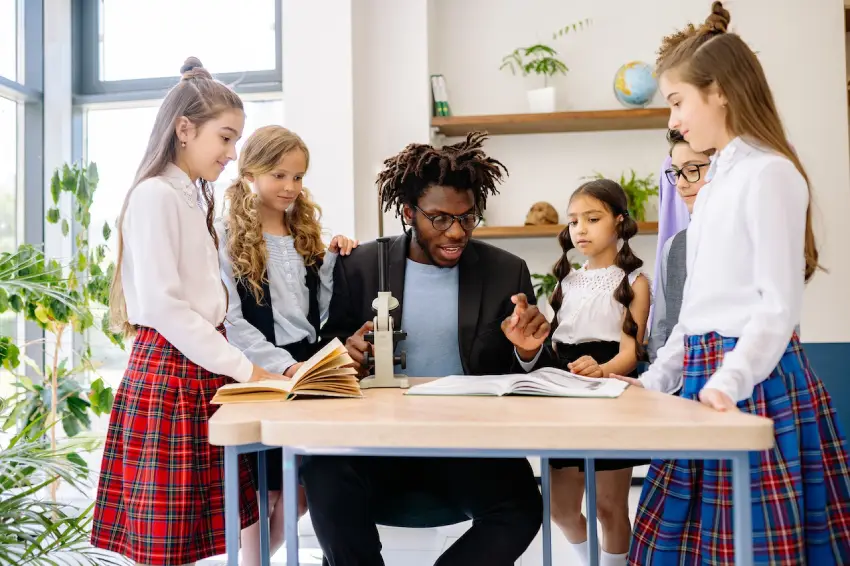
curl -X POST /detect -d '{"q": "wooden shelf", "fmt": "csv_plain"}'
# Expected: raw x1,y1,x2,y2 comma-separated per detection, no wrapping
473,222,658,239
431,108,670,137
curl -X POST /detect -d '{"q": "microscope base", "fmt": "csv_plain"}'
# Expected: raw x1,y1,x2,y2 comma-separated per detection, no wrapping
359,374,410,390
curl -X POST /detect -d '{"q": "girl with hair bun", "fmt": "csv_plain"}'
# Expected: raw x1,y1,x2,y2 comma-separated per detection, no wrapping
92,57,274,565
216,125,357,565
613,3,850,564
504,178,651,566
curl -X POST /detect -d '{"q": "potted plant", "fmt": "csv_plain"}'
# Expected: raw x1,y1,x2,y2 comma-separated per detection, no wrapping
499,19,591,113
1,160,121,500
589,170,659,222
531,262,582,321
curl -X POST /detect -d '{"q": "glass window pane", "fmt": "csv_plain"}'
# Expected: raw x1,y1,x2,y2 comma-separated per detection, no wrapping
0,0,17,81
100,0,277,81
84,98,284,385
0,96,18,253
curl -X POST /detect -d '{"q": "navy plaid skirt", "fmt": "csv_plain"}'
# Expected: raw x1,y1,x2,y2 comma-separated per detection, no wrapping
91,326,259,565
629,332,850,565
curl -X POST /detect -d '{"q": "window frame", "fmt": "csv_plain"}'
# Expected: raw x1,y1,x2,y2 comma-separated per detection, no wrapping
72,0,283,105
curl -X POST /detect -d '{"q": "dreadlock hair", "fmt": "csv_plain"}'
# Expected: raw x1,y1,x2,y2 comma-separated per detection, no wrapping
376,132,507,224
549,179,645,359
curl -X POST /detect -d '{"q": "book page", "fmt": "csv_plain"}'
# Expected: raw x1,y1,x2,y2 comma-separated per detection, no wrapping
512,368,628,398
292,338,348,382
405,374,514,396
215,379,295,394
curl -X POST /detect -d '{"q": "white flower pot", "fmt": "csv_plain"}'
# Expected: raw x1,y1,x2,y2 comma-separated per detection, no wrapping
527,86,556,113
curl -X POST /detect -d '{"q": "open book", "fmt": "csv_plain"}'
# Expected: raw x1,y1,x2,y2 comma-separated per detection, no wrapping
211,338,361,403
405,367,629,398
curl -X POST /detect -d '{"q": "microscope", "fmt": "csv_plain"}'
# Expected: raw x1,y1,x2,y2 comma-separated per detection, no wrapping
360,237,410,389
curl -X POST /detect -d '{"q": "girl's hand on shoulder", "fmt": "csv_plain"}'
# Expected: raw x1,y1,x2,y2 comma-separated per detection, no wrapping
284,362,304,378
568,356,604,378
250,364,285,382
610,374,643,387
698,387,737,412
329,235,359,256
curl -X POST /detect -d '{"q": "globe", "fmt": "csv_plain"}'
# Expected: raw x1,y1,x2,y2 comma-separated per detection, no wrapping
613,61,658,108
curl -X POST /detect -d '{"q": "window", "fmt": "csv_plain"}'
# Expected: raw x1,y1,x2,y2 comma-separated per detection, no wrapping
99,0,276,81
0,97,17,254
0,0,16,81
83,98,284,384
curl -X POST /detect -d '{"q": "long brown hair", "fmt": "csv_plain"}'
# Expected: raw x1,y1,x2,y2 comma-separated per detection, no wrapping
108,57,244,337
549,179,644,358
658,1,820,281
222,126,325,303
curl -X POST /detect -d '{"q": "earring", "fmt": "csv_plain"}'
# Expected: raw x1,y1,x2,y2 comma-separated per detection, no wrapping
181,141,186,148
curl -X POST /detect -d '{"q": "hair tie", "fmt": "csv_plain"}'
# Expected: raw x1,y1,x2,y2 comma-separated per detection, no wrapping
622,210,630,217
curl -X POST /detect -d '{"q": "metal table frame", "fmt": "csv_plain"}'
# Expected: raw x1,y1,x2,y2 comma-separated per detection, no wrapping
223,444,754,566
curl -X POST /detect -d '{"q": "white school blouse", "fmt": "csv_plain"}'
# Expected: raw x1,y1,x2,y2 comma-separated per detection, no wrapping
642,137,808,402
121,163,254,382
551,264,645,345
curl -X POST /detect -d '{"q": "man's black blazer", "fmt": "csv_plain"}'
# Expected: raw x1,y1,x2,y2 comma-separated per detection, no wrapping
321,233,537,376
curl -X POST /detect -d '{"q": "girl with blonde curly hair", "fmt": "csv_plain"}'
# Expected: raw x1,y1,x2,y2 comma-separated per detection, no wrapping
215,125,357,565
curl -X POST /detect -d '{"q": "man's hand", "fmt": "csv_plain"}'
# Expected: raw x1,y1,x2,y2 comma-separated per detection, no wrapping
345,320,374,376
501,293,550,360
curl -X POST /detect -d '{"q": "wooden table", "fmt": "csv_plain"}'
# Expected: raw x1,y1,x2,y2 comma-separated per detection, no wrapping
209,385,774,566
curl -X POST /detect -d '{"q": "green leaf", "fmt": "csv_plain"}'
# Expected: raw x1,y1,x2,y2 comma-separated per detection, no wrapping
0,287,8,312
46,207,60,224
102,221,112,241
61,218,69,236
50,171,61,204
66,452,87,468
8,294,23,312
86,162,99,188
61,163,76,192
77,175,90,208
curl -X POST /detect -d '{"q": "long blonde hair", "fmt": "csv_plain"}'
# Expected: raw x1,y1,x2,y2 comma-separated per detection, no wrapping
657,1,820,281
108,57,244,337
223,125,326,303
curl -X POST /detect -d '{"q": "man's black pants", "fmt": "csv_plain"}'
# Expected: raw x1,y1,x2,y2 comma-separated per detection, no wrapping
300,455,542,566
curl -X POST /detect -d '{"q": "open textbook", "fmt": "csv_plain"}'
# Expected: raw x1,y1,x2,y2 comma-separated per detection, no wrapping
211,338,361,403
406,367,629,398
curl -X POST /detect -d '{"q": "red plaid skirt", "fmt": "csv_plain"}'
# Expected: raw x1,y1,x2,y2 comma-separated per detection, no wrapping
91,326,259,565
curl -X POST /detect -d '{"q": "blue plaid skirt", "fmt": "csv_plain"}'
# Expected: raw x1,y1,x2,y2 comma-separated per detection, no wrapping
629,332,850,565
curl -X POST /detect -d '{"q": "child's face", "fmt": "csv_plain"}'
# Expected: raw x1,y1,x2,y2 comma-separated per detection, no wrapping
182,109,245,182
567,194,619,258
661,71,728,154
670,142,711,214
252,150,307,213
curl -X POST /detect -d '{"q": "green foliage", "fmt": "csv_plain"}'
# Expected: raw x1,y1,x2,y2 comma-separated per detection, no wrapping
532,262,583,301
1,161,122,446
0,410,130,565
500,19,592,87
589,170,659,222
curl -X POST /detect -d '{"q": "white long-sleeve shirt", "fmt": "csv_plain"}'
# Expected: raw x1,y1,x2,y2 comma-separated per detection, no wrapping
121,163,254,382
641,137,807,402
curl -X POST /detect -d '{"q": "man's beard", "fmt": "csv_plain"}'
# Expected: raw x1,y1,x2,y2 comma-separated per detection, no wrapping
410,225,451,268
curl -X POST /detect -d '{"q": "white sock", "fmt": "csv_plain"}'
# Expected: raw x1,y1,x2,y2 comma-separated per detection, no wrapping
569,540,591,566
600,550,628,566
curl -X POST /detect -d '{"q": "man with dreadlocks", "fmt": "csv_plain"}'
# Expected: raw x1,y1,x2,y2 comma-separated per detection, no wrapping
299,132,547,566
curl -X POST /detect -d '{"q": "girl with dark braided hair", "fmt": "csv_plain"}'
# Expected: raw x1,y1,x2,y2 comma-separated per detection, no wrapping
509,178,651,566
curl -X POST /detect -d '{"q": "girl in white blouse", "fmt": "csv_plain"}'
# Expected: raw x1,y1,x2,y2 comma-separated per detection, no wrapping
92,58,277,566
615,3,850,565
514,178,651,566
216,125,357,565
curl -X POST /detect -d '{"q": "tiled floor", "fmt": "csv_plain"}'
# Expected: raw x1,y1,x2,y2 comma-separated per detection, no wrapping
198,487,644,565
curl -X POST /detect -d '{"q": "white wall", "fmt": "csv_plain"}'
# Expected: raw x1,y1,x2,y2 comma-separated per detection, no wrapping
426,0,850,342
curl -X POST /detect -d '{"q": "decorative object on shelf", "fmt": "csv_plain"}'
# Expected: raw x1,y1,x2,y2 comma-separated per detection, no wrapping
473,222,658,239
525,201,559,226
430,74,452,117
613,61,658,108
499,19,591,113
590,170,659,222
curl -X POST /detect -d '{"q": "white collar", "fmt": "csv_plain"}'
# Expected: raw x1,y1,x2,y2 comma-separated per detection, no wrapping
161,163,200,208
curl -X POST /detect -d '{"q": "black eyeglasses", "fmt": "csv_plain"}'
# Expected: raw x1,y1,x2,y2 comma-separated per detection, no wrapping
415,206,482,232
665,163,710,185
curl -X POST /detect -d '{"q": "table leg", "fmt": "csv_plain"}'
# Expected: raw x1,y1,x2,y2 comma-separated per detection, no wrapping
584,458,599,566
258,450,271,566
732,452,754,566
541,458,552,566
224,446,240,566
283,447,300,566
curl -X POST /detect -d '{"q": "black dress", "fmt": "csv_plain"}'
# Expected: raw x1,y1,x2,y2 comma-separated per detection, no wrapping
548,340,649,471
